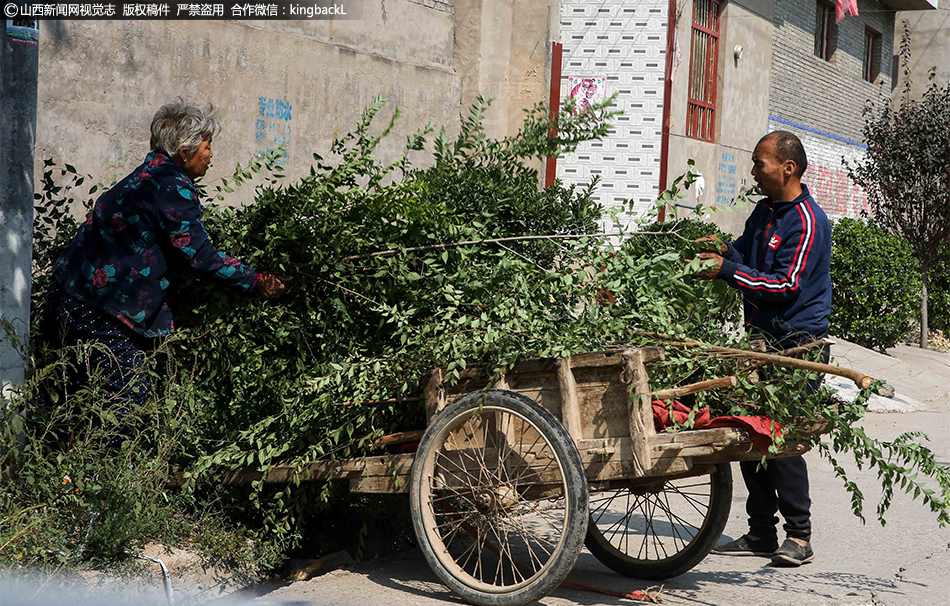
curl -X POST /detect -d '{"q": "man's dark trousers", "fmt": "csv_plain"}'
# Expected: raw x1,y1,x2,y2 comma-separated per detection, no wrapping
740,345,829,543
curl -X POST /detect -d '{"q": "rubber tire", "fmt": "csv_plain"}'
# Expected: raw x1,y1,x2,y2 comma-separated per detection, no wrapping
410,389,589,606
584,462,732,580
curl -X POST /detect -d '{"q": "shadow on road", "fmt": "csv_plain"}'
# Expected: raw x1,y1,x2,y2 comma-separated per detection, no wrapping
355,548,909,605
657,567,902,605
205,546,917,606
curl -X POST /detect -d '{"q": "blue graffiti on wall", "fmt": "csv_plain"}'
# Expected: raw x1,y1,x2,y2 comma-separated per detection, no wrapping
255,96,292,167
715,151,739,206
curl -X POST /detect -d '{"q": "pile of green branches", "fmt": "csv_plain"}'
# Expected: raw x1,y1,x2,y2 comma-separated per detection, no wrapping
3,96,948,577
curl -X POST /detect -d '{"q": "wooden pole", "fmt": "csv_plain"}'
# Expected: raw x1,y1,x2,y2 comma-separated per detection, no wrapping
623,349,655,476
653,376,737,400
557,357,584,440
745,339,831,373
424,368,446,423
632,331,873,389
341,232,686,261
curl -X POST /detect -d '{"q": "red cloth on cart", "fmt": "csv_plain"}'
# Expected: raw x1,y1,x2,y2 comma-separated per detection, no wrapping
652,400,782,455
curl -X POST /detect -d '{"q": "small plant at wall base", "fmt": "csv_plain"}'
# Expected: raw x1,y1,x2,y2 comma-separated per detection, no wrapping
829,218,921,352
847,22,950,349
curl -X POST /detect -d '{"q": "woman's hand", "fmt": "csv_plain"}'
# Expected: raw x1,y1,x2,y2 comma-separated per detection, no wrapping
256,273,288,298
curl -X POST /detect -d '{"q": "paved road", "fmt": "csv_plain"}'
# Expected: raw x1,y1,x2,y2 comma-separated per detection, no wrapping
223,341,949,606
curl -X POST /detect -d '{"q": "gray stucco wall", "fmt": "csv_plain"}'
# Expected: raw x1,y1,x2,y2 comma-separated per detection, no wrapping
36,6,461,210
669,0,775,236
454,0,558,140
770,0,895,143
36,1,559,212
894,0,950,101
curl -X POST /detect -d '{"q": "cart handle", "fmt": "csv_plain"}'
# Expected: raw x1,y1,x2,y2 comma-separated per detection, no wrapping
633,331,874,390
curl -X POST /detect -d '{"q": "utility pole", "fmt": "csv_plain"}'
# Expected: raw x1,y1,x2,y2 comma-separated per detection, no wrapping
0,17,39,399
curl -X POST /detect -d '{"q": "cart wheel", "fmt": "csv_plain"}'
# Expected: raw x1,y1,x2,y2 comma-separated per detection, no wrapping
584,463,732,580
410,389,588,606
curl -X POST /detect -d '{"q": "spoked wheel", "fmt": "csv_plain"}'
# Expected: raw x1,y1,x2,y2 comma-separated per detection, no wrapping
585,463,732,580
410,389,588,606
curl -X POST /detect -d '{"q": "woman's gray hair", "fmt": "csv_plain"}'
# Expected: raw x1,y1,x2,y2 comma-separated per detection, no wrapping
149,99,220,158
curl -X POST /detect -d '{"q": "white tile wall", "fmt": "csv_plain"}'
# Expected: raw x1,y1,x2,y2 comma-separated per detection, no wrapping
557,0,669,230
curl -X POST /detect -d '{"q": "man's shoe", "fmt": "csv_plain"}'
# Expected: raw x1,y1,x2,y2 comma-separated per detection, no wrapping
771,538,814,566
711,534,778,557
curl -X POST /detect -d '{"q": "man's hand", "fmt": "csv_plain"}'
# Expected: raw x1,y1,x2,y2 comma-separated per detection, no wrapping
256,273,288,298
689,252,724,280
695,234,728,255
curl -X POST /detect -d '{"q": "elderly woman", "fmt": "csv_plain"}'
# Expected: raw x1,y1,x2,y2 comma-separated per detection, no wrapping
47,99,284,411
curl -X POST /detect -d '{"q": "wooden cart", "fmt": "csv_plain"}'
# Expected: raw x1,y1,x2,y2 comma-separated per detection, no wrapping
272,345,865,606
221,345,868,606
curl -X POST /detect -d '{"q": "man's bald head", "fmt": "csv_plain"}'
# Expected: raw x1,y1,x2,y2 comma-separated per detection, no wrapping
758,131,807,178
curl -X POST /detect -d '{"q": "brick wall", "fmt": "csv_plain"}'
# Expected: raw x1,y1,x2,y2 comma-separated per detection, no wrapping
767,119,869,220
769,0,895,220
770,0,895,143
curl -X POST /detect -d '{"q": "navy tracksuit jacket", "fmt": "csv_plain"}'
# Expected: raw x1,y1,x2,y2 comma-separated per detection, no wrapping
718,184,832,346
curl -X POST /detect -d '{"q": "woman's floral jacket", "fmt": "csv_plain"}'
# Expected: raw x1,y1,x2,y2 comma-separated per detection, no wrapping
53,151,259,337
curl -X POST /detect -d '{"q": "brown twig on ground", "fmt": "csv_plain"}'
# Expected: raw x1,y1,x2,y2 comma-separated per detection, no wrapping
442,500,665,603
560,578,664,603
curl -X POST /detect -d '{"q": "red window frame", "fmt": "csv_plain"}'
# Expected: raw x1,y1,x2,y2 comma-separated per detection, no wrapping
815,1,835,61
686,0,721,142
864,27,882,83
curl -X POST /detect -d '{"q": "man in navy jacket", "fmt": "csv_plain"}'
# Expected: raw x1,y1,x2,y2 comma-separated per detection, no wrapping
691,131,832,567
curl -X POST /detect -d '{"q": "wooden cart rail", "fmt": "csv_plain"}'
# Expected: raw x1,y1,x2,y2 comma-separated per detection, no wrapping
169,343,848,493
423,346,847,482
169,424,815,493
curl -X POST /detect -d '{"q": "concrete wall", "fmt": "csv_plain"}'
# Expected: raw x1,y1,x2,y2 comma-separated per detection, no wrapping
455,0,557,139
767,118,869,218
36,1,558,212
894,0,950,101
669,0,774,236
36,6,460,210
1,25,39,397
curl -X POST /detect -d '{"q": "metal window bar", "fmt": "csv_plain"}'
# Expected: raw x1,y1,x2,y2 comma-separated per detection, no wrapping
864,29,881,82
687,0,721,142
815,2,834,61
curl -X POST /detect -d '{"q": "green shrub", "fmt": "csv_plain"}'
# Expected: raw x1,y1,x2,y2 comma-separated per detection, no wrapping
3,96,615,571
928,240,949,335
829,218,920,352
